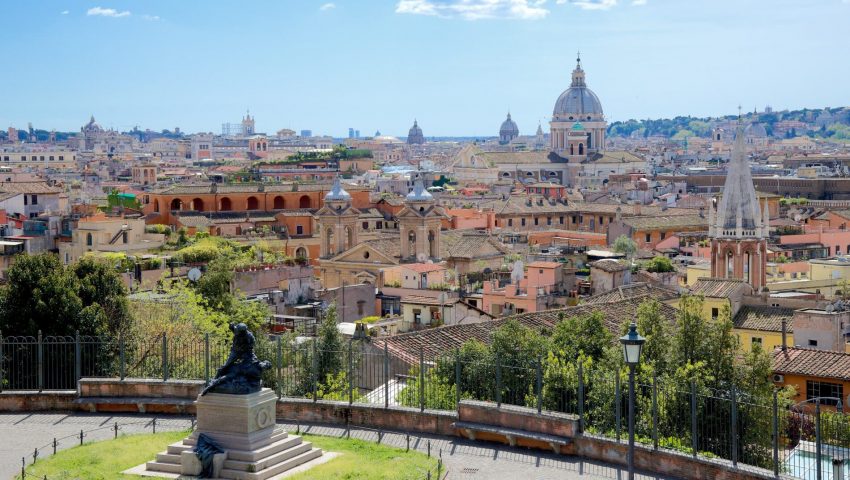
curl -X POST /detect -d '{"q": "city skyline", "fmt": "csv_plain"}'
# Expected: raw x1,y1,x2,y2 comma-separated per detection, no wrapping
1,0,848,136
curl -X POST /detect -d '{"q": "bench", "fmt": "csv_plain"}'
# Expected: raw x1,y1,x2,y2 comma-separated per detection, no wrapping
453,421,571,454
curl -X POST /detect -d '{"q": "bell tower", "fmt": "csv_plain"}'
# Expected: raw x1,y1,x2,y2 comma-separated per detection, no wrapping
315,177,360,258
398,178,443,262
708,119,769,291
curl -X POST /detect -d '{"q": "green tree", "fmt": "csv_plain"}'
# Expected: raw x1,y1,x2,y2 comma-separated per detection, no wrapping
194,257,235,311
645,256,675,273
613,235,637,258
551,311,612,362
673,294,706,367
71,257,131,336
632,298,672,374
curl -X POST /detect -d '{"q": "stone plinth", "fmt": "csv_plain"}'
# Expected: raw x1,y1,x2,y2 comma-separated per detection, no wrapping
139,389,324,479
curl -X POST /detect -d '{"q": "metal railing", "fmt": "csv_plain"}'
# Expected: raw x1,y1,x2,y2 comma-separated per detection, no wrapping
2,332,849,480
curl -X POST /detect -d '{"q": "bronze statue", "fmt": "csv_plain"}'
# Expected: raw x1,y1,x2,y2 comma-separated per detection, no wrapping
201,323,271,396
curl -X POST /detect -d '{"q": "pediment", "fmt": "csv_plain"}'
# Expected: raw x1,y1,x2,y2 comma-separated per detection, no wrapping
328,241,398,265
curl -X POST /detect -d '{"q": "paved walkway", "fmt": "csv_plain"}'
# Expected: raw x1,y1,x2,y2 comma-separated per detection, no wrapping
1,413,680,480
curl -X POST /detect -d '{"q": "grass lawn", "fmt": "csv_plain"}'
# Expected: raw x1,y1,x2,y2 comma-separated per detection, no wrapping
22,430,439,480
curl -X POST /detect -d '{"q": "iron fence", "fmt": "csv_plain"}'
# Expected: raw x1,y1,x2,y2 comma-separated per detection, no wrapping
3,332,850,479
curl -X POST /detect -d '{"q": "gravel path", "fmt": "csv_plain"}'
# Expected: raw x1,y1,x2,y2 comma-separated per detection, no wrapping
0,413,680,480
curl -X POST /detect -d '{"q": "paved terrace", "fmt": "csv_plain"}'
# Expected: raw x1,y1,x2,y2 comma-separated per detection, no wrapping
0,413,679,480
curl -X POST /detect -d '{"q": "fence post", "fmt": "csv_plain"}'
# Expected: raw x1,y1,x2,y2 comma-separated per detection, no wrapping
816,400,822,480
384,341,389,409
276,335,282,396
119,336,125,381
311,339,318,403
37,330,43,392
419,347,425,412
161,333,168,381
772,389,779,478
348,339,353,406
74,330,81,385
731,385,738,468
495,358,502,408
455,348,461,409
615,373,621,442
652,372,658,450
536,355,542,415
204,333,210,386
578,360,585,433
691,379,698,458
0,329,4,393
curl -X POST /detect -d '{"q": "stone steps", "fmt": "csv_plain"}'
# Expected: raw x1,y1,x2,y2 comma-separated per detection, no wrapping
227,435,304,462
218,448,323,480
155,452,181,463
167,441,192,455
223,441,312,471
145,460,182,474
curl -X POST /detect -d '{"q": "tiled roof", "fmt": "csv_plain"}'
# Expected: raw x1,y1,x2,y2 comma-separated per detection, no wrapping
400,295,458,306
733,305,794,333
773,347,850,382
527,261,561,268
0,182,63,194
582,282,679,306
155,183,369,195
402,263,447,273
383,296,678,364
590,259,629,273
441,230,508,260
472,150,557,165
621,214,707,231
176,211,279,225
689,278,752,297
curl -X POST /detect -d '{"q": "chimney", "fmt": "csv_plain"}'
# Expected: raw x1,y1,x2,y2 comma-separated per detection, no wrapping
781,318,787,351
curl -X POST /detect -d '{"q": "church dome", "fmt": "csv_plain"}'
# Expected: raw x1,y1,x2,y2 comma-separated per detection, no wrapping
499,113,519,137
407,120,425,145
552,56,603,118
83,115,103,132
745,122,767,138
324,176,351,202
406,178,433,202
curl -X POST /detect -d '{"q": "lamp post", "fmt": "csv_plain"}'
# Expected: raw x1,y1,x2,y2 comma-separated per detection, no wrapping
620,321,645,480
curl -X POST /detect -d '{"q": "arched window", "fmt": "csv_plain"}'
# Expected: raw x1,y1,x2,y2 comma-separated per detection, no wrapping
299,195,311,209
86,232,93,246
273,196,284,209
153,200,160,213
428,230,437,258
191,198,204,212
326,228,335,256
570,144,574,155
344,226,353,250
578,143,584,155
247,196,259,210
220,197,232,211
170,198,182,211
295,247,308,259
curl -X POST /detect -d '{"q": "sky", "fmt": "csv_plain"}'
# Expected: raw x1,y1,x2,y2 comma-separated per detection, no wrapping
1,0,848,137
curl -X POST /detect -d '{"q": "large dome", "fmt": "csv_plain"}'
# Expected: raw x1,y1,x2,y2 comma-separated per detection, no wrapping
745,122,767,138
552,55,603,117
553,87,603,117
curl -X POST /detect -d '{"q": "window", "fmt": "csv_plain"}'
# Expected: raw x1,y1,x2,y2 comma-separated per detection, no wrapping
23,195,28,206
122,231,128,244
49,156,54,161
572,216,577,224
534,218,539,226
559,216,564,224
837,246,841,256
807,380,843,406
58,156,64,161
521,218,526,227
711,307,719,320
508,219,513,227
645,233,651,243
362,221,369,230
357,300,365,316
296,225,303,235
751,337,762,345
31,195,37,205
599,216,604,225
413,309,422,324
809,339,818,347
547,217,552,225
86,233,93,246
660,232,666,240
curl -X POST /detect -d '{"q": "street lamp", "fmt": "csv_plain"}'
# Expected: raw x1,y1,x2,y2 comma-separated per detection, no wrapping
620,321,645,480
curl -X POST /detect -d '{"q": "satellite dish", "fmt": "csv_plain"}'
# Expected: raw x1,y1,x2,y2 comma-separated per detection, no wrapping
188,268,202,282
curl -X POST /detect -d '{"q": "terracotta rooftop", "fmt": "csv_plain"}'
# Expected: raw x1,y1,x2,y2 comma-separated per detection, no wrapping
402,263,447,274
620,214,707,231
382,295,678,364
527,261,561,269
590,259,629,273
582,282,679,306
733,305,794,333
689,278,753,297
773,347,850,382
400,295,458,306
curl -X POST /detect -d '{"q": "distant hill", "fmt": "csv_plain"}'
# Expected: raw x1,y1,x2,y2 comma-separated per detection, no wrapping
607,106,850,141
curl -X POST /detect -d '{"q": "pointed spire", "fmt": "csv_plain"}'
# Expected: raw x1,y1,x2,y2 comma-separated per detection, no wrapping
715,117,761,236
576,50,582,69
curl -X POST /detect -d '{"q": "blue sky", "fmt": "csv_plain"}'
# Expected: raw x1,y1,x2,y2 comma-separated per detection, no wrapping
1,0,848,137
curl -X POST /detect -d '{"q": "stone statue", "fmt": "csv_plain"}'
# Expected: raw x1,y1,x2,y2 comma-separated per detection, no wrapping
201,323,271,396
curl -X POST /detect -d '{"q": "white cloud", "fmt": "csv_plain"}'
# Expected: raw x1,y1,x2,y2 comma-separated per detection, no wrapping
142,14,160,20
320,3,336,11
631,0,646,5
396,0,549,20
86,6,131,17
557,0,617,10
61,10,70,15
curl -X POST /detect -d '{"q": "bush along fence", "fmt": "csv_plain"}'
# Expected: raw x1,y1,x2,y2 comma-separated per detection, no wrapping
2,333,850,480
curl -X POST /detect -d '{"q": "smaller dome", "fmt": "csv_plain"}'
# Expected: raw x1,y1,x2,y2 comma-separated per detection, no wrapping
745,122,767,138
499,113,519,137
325,177,351,202
406,178,433,202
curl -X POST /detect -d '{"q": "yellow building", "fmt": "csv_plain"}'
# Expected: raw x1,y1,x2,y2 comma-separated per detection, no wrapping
809,258,850,297
59,213,167,265
732,305,794,352
685,262,711,286
0,148,77,170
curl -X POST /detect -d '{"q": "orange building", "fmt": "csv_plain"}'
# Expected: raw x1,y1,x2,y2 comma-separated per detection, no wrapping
482,261,573,315
772,347,850,412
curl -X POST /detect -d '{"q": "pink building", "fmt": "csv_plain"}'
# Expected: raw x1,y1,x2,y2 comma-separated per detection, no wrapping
482,261,573,316
780,228,850,257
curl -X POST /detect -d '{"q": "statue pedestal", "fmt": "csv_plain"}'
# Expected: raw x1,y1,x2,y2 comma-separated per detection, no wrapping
139,388,325,479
